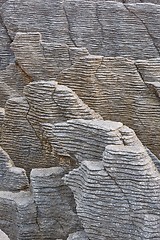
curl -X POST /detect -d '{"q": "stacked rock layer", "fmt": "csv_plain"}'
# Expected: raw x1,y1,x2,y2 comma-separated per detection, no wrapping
0,0,160,239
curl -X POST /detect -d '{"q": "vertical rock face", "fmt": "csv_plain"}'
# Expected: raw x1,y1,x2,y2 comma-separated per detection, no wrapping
0,97,45,173
63,121,160,239
1,0,160,59
30,167,82,240
0,107,4,138
0,0,160,239
0,14,13,70
0,146,29,191
4,32,159,158
57,56,160,157
0,80,101,173
11,32,72,81
23,81,101,170
0,191,41,240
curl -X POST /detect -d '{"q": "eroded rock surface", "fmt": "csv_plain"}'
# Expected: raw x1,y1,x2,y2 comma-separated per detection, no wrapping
0,0,160,239
0,191,40,240
1,1,160,59
0,146,29,191
63,121,160,239
5,32,160,158
30,167,82,240
0,97,44,173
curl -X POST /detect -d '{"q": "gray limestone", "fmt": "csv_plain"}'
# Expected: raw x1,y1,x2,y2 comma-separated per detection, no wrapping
6,32,160,158
0,146,29,191
0,191,41,240
65,145,160,239
1,1,160,59
0,0,160,239
67,231,89,240
0,97,45,174
30,167,82,240
52,119,142,164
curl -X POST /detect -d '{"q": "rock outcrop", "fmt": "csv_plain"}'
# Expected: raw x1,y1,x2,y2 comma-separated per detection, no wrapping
0,146,29,191
1,1,160,59
2,32,159,158
0,0,160,239
63,121,160,239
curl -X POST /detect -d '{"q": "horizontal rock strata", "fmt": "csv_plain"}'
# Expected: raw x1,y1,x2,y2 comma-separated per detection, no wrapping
30,167,82,240
0,166,83,240
0,0,160,239
1,1,160,59
7,32,160,157
0,97,45,173
57,55,160,157
65,144,160,239
23,80,102,170
52,119,142,164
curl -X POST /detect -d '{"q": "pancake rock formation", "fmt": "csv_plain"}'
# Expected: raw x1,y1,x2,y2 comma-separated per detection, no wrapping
0,0,160,239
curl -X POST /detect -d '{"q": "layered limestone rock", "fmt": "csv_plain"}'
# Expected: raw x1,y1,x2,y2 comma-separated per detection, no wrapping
23,80,101,169
52,119,142,164
30,167,82,240
0,11,13,70
11,32,72,81
0,0,160,239
0,146,29,191
0,166,83,240
6,32,160,158
0,81,101,173
0,191,40,240
0,107,4,138
0,97,45,173
57,56,160,158
0,63,28,107
63,121,160,239
1,1,160,59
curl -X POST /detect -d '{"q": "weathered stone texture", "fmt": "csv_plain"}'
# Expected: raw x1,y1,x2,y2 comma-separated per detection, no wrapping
1,1,160,59
65,144,160,239
0,107,4,138
0,63,29,108
11,32,72,81
0,146,29,191
0,14,13,70
52,119,142,164
67,231,89,240
0,191,41,240
30,167,82,240
23,80,101,170
0,0,160,239
7,33,160,158
0,97,45,173
57,56,160,157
